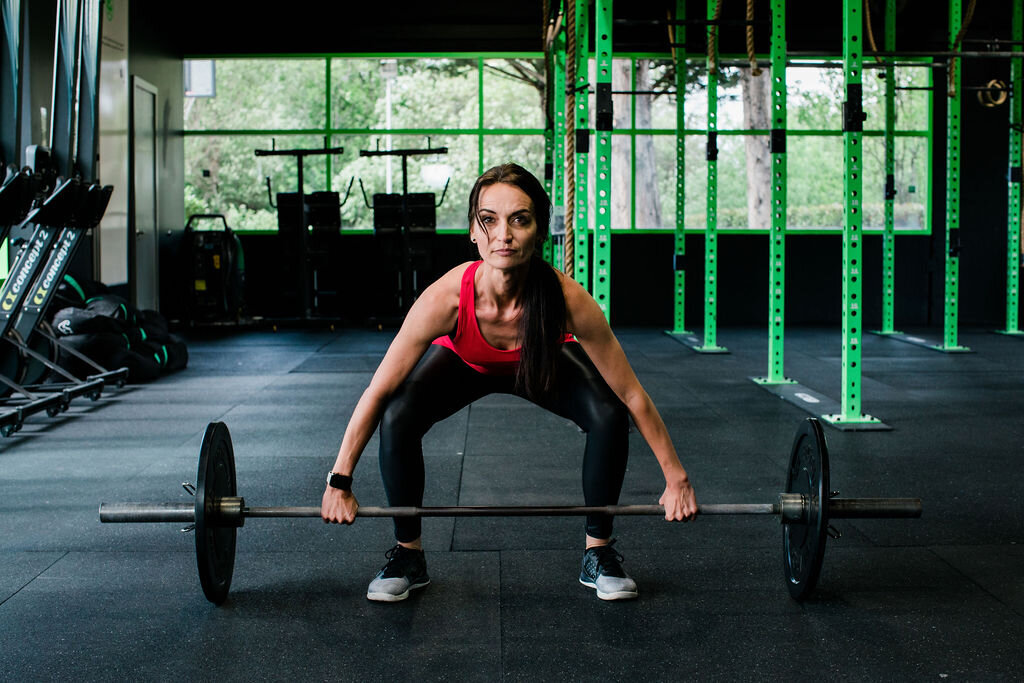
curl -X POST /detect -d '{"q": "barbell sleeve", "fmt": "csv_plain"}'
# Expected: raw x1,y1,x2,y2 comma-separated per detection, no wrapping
100,502,194,523
826,498,922,519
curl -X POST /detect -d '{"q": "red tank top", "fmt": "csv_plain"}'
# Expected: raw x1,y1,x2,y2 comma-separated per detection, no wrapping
432,261,573,375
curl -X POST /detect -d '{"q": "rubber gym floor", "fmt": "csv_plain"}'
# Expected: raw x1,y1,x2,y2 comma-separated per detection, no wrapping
1,326,1022,681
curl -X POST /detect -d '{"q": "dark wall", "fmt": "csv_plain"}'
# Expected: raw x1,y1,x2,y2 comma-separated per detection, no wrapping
228,225,977,329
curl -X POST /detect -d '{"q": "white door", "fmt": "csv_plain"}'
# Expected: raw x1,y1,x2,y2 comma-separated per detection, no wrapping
130,76,158,310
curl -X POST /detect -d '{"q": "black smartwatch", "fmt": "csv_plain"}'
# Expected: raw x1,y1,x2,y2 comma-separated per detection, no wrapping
326,472,353,492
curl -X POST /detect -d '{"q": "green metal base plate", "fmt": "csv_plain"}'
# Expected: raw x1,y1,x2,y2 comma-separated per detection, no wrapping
664,331,729,354
820,413,891,432
870,330,973,354
992,329,1024,337
929,344,973,354
752,378,891,431
750,376,798,386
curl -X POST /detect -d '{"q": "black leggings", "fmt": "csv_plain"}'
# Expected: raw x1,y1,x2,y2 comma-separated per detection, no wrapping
379,342,630,542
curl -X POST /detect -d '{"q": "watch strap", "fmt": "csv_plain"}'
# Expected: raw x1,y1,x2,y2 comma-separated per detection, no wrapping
327,472,353,492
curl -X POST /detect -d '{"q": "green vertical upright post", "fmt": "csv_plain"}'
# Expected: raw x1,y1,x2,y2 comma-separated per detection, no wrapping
552,30,567,272
670,0,690,334
825,0,881,427
937,0,970,351
878,0,899,334
572,0,591,290
698,0,727,353
1000,1,1023,336
754,0,793,384
593,0,612,320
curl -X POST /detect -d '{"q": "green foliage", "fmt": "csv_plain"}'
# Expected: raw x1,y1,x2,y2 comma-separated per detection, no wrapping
183,57,933,233
687,202,925,230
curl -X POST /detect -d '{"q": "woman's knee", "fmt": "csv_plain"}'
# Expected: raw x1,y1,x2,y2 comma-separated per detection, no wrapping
379,387,425,442
581,394,629,438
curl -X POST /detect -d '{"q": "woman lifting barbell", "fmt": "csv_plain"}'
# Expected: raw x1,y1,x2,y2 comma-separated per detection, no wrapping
321,163,698,602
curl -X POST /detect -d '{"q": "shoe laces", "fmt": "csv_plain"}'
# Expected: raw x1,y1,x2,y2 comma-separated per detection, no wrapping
589,540,626,575
380,544,419,576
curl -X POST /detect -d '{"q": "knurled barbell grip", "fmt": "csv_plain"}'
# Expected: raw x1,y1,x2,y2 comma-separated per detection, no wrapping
99,498,921,524
99,501,778,522
246,503,778,518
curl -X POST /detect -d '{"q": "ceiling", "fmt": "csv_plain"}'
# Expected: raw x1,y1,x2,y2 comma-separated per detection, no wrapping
160,1,1017,58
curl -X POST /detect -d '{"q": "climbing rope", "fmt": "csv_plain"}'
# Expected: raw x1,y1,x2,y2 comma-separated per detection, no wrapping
863,0,888,77
746,0,762,76
564,0,576,277
948,0,978,98
709,0,723,75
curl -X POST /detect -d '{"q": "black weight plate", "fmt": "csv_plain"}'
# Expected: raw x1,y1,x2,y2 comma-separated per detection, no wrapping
782,417,830,600
195,421,237,605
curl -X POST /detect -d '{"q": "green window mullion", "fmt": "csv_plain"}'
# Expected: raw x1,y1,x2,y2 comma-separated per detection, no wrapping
478,57,485,175
630,58,637,231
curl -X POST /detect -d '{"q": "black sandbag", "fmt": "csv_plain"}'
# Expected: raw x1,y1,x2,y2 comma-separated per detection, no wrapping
56,332,124,379
163,335,189,371
84,294,138,326
109,347,162,383
135,335,188,374
138,309,170,341
54,275,109,308
57,332,160,384
51,306,128,336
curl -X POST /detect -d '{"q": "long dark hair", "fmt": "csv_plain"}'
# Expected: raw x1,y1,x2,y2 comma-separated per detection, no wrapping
468,163,566,399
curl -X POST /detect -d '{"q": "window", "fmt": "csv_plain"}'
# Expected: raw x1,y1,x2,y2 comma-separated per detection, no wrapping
184,55,933,235
185,56,544,232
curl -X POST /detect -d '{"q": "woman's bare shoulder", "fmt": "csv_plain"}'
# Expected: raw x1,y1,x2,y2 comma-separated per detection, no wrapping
555,267,590,307
416,261,475,311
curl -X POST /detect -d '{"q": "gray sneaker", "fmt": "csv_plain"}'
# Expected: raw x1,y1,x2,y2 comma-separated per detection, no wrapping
579,540,638,601
367,545,430,602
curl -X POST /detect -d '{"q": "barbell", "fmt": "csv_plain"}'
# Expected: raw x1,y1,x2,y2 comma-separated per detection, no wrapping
99,418,921,605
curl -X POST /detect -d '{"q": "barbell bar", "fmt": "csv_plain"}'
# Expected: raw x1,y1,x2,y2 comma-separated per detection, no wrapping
98,419,922,605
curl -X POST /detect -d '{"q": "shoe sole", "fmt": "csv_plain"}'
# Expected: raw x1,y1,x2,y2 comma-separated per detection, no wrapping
367,579,430,602
579,578,638,601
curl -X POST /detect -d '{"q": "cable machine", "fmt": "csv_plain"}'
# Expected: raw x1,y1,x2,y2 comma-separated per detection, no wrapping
255,145,352,319
358,142,449,314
